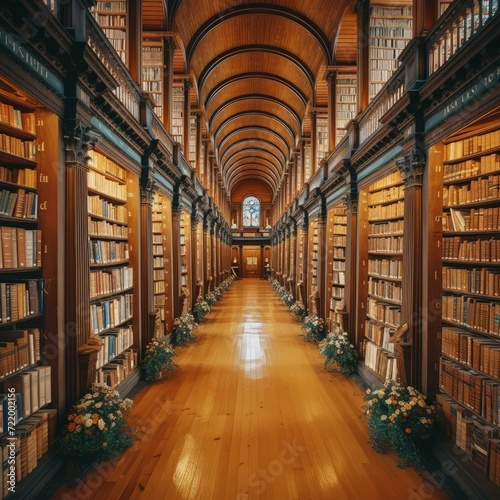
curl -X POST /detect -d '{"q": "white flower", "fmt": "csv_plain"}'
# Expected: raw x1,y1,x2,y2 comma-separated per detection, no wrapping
98,418,106,430
85,419,93,428
380,415,387,421
94,402,103,409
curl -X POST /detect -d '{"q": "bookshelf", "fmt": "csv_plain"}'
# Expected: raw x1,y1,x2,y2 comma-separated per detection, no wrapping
91,0,128,65
369,3,413,101
438,125,500,483
87,150,137,389
327,204,347,330
0,82,57,493
142,40,164,119
336,75,356,144
361,170,404,381
179,210,190,290
189,115,197,170
316,116,329,163
303,142,312,183
171,86,184,146
308,218,319,312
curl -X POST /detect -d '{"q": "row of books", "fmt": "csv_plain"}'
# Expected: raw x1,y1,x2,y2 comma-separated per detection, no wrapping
368,201,404,220
332,235,346,247
0,135,36,160
437,394,500,484
88,170,127,201
443,295,500,335
88,217,128,238
152,234,163,245
369,219,404,235
0,227,41,270
332,247,345,259
442,266,500,296
90,267,133,299
446,131,500,161
0,409,57,497
90,293,133,334
443,154,500,181
370,37,409,49
443,207,500,232
369,184,404,205
153,244,163,256
88,195,128,223
368,236,403,253
88,150,127,183
331,286,344,298
95,349,137,389
442,236,500,262
152,221,163,233
0,167,36,188
2,365,51,420
331,271,345,286
153,256,163,268
154,281,165,294
442,326,500,379
369,26,413,38
368,277,402,302
0,280,43,324
0,189,37,219
89,239,129,265
0,328,40,378
363,340,398,382
367,301,401,326
366,322,396,352
333,224,347,234
94,14,126,26
93,1,127,12
96,326,134,369
370,5,412,17
0,105,35,134
368,258,402,279
443,175,500,205
440,358,500,425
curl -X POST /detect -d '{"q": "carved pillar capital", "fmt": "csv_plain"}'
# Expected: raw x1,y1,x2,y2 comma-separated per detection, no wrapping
396,149,425,188
64,120,99,164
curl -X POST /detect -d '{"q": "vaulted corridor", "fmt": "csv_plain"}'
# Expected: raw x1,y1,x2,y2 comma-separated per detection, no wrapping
54,279,448,499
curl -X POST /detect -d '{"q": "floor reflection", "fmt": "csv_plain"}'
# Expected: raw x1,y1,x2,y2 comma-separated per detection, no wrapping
237,321,268,379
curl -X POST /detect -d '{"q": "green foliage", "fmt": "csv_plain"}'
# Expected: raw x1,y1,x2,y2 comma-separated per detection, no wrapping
318,327,358,374
173,313,197,346
363,381,436,469
142,336,177,381
301,314,326,342
192,297,211,322
290,300,306,320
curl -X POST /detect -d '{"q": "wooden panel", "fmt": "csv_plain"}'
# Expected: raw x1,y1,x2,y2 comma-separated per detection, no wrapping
231,181,273,203
242,246,261,277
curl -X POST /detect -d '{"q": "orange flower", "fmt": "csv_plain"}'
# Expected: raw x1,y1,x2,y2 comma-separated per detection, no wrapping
68,423,76,432
405,427,412,434
103,442,107,447
403,413,408,417
92,414,99,424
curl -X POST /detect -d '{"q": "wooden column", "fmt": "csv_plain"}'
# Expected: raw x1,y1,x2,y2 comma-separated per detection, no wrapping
183,78,191,154
397,150,425,389
140,169,156,347
310,111,317,175
172,206,182,319
191,214,202,307
317,212,327,319
357,0,370,113
128,0,142,82
195,112,202,172
413,0,439,36
300,140,306,190
326,69,337,151
343,169,358,340
64,122,97,402
203,219,211,294
163,36,176,133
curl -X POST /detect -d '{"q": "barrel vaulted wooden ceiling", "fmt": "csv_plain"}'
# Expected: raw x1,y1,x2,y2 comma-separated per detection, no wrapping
143,0,357,201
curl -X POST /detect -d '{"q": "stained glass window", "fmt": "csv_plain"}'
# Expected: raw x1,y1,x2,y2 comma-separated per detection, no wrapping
242,195,260,227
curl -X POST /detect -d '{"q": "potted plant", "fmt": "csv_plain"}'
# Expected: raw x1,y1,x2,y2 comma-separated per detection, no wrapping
319,327,358,374
142,336,177,381
173,312,197,346
61,383,133,465
363,381,436,469
302,314,326,342
290,300,306,321
192,296,211,322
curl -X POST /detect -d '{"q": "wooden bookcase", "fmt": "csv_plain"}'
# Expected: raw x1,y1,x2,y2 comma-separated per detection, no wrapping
359,170,404,381
189,115,197,170
307,218,319,312
142,40,164,119
179,210,191,291
369,3,413,101
171,86,184,146
0,81,58,492
336,75,356,144
316,116,329,163
326,203,347,330
87,150,137,389
437,124,500,482
91,0,128,65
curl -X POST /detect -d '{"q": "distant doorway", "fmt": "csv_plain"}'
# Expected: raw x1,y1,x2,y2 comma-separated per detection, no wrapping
242,247,260,277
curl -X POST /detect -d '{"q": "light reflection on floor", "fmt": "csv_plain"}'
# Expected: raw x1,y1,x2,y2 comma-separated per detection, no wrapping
236,321,268,379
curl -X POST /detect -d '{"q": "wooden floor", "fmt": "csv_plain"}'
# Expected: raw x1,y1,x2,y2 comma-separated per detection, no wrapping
54,279,449,499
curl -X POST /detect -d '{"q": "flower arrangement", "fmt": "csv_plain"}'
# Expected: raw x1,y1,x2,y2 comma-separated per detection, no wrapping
363,381,436,469
61,383,133,463
290,300,306,320
279,287,294,307
302,314,326,342
205,291,217,306
192,296,211,322
142,336,177,381
318,327,358,374
213,286,223,301
271,279,280,291
173,312,197,346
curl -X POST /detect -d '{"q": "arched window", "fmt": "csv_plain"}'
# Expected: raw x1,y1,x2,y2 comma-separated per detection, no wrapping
242,195,261,227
